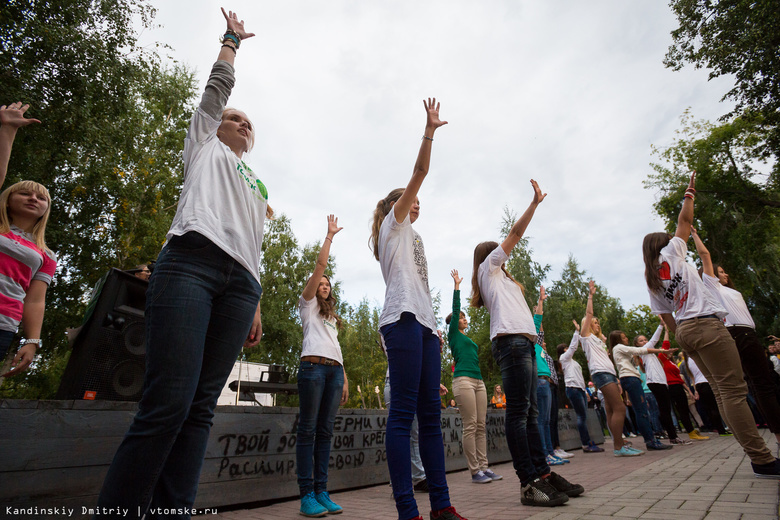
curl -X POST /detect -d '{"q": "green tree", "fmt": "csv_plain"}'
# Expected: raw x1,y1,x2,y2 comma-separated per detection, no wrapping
647,112,780,334
665,0,780,155
0,0,197,397
339,299,386,409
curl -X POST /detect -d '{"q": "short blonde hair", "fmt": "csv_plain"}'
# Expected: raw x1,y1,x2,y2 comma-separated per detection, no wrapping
0,180,52,253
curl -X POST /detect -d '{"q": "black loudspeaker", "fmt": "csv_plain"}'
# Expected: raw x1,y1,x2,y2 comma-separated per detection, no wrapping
56,268,148,401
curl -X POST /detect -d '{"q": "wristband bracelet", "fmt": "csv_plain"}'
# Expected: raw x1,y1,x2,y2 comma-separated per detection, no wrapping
422,135,433,141
222,33,240,49
221,44,237,55
225,28,242,41
324,237,332,243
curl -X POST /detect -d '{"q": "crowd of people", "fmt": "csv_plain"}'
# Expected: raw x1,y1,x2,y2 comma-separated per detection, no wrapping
2,7,780,520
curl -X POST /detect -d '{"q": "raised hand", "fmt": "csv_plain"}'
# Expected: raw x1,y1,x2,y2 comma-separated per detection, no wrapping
0,102,41,129
539,285,548,301
451,269,463,286
530,179,547,205
588,279,596,296
221,8,256,40
326,214,343,237
686,170,696,192
572,319,580,332
423,98,448,130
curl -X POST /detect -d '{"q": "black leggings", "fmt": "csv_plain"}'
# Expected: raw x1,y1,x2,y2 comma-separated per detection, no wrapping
667,383,695,433
696,382,727,434
729,326,780,433
647,383,680,440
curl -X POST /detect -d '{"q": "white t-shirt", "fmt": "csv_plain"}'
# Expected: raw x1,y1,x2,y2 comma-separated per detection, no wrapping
299,295,343,364
647,237,727,322
580,335,616,376
377,208,437,334
702,274,755,329
641,353,668,385
167,105,268,283
477,246,537,341
612,344,649,379
559,331,586,390
685,357,708,385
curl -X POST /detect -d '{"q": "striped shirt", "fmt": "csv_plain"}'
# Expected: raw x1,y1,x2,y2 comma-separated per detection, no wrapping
0,225,57,332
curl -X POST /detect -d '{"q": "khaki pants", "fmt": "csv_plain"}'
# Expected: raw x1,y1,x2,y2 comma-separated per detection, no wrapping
453,376,489,475
677,317,774,465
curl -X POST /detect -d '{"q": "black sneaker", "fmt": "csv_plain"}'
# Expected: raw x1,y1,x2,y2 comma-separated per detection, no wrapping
520,477,569,507
413,479,429,492
545,472,584,497
752,458,780,479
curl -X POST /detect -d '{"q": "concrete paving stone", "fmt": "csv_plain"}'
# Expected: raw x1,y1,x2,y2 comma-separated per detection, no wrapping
701,513,744,520
677,498,715,510
744,493,780,504
615,506,651,517
709,502,777,514
639,490,676,500
713,492,748,502
638,511,706,520
644,498,685,510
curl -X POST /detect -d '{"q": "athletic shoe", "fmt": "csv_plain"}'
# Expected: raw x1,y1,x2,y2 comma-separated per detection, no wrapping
583,441,605,453
520,477,569,507
614,446,644,457
646,440,673,451
545,471,585,497
554,448,574,459
300,492,328,517
546,454,565,466
430,506,468,519
751,458,780,479
688,429,710,441
413,479,429,493
670,437,692,445
719,432,734,437
471,470,492,484
315,492,343,514
483,469,503,481
625,446,645,455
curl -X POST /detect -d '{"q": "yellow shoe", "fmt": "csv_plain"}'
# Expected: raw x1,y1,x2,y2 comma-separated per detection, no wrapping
688,429,710,441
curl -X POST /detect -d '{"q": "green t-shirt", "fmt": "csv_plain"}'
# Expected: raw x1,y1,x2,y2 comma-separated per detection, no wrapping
448,290,483,380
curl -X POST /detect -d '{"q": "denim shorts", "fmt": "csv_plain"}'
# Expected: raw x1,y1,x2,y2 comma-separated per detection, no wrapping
591,371,619,389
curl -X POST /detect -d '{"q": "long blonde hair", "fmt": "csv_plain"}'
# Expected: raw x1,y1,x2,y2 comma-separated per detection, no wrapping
369,188,404,261
470,241,524,308
0,180,52,253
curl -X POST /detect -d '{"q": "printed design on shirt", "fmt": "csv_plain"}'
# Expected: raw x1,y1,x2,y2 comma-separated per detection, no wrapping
412,231,429,289
663,272,688,312
658,261,671,281
323,318,337,332
236,160,268,202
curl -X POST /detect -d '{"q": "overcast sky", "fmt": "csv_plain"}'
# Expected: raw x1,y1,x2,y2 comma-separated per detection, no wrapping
142,1,734,318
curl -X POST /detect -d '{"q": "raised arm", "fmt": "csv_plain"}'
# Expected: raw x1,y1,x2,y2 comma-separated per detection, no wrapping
690,227,714,277
581,280,596,337
393,99,448,223
0,102,41,188
302,215,343,301
218,8,255,67
536,286,547,315
559,327,580,362
500,179,547,255
673,171,696,241
644,324,664,349
449,269,463,337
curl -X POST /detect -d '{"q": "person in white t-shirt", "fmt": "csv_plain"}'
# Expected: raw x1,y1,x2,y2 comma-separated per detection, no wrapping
642,171,778,478
296,215,349,517
690,227,780,445
369,99,466,520
580,280,642,457
470,180,583,507
97,9,272,515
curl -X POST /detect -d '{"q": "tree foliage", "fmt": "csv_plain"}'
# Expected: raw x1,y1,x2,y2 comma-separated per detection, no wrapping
0,0,197,396
665,0,780,155
647,112,780,334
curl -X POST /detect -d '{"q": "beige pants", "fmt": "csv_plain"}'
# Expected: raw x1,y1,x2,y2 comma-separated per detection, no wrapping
677,317,774,465
453,376,489,474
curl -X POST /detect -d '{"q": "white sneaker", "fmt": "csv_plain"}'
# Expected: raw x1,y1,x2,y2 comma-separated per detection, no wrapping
554,448,574,459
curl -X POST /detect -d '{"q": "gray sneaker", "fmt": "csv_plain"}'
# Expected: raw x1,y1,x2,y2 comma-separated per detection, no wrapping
483,469,503,481
471,470,492,483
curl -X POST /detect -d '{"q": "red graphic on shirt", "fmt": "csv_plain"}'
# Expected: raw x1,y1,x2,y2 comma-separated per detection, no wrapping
658,262,671,281
675,291,689,311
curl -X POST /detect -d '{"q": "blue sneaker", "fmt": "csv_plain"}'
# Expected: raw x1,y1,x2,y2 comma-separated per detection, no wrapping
483,469,503,481
315,491,343,514
613,446,643,457
300,492,328,517
546,454,565,465
472,470,492,483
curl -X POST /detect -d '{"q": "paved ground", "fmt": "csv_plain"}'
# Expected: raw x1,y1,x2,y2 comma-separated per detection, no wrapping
213,431,780,520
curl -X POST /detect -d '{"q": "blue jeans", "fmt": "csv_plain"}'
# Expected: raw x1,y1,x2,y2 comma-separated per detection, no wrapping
536,378,553,455
384,377,426,483
491,334,549,486
645,392,663,434
297,361,344,496
381,312,449,520
565,387,592,446
620,376,656,444
96,232,262,519
0,330,15,360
